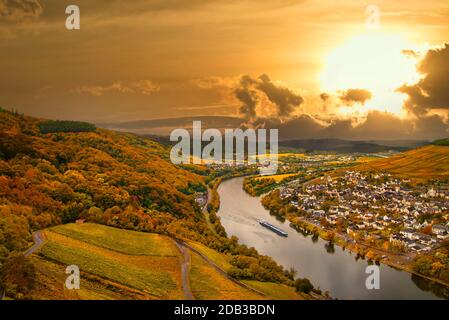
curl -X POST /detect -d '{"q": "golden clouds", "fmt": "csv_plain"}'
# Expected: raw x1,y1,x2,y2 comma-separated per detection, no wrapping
72,80,160,97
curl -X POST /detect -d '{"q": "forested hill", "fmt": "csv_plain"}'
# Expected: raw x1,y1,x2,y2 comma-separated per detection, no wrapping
0,109,299,292
0,109,209,260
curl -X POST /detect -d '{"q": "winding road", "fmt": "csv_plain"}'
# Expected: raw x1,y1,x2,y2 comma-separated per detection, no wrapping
24,231,45,258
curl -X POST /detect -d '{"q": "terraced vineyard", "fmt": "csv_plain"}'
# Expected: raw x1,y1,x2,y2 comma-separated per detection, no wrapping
36,224,183,299
355,145,449,181
29,223,304,300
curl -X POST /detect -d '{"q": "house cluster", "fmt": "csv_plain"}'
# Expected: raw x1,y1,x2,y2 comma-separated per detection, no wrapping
280,171,449,254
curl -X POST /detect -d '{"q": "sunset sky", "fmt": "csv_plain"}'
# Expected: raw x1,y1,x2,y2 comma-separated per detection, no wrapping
1,0,449,140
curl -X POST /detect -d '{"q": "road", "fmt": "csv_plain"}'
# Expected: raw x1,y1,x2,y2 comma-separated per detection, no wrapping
24,231,45,258
174,241,195,300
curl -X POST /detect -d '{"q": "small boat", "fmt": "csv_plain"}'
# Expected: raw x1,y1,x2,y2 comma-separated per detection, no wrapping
259,220,288,237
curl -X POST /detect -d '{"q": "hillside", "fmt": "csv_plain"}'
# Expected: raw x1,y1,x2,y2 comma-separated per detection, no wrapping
0,110,205,258
279,138,411,153
29,223,305,300
0,110,301,299
354,144,449,181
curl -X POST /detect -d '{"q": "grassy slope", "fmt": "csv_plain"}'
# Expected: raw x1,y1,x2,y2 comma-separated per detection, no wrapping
48,223,177,257
187,240,306,300
354,145,449,180
39,227,182,299
189,252,263,300
33,223,302,300
242,280,307,300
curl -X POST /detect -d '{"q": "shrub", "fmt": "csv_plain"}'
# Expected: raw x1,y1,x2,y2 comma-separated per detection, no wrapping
295,277,314,294
432,138,449,146
38,120,96,134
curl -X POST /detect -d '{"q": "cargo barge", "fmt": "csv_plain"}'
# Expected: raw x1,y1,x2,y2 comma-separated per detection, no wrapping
259,220,288,237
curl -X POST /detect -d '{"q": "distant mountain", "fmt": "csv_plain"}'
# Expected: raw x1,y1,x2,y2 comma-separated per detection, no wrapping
97,116,244,135
354,144,449,181
279,139,414,153
98,116,430,151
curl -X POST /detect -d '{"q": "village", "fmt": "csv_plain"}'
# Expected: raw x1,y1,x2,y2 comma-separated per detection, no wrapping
279,171,449,254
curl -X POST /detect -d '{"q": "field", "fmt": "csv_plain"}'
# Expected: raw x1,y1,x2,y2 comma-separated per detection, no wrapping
189,252,264,300
30,223,300,300
48,223,177,257
254,173,297,182
38,225,183,299
355,145,449,181
187,241,306,300
242,280,307,300
187,241,233,271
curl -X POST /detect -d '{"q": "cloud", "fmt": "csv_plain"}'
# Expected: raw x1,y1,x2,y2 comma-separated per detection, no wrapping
193,74,304,123
191,76,238,90
401,49,419,58
398,43,449,116
235,76,259,122
319,93,330,101
256,74,304,118
72,80,160,96
339,88,372,106
0,0,43,22
269,111,448,141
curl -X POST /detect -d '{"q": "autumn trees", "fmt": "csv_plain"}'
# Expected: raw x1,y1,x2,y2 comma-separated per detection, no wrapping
0,252,36,299
0,110,296,289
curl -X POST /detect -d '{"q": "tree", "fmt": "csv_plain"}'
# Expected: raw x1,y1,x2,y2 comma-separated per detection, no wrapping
0,252,36,299
295,277,314,294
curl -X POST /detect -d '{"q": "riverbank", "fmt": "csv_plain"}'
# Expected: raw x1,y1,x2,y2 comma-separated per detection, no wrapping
286,213,449,289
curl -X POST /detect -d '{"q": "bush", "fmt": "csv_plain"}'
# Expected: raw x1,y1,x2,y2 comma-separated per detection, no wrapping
432,138,449,146
38,120,96,134
295,277,314,294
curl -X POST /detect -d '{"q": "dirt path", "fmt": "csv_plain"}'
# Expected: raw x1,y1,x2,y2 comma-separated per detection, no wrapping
24,231,45,258
174,241,195,300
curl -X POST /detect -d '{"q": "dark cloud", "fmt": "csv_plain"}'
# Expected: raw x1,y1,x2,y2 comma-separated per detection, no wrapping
413,114,449,140
257,74,304,117
319,93,330,101
398,43,449,116
266,114,323,140
235,76,259,122
0,0,43,22
271,111,447,141
234,74,303,122
339,88,372,106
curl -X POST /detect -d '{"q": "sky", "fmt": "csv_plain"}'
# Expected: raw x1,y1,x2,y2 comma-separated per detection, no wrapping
1,0,449,140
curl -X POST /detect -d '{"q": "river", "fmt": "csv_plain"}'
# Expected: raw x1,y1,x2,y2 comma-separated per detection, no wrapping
217,177,448,300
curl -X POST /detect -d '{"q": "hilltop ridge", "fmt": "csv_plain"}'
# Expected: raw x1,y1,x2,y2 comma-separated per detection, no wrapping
354,144,449,181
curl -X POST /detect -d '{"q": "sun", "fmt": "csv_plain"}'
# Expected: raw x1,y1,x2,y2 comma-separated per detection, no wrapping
320,33,422,117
